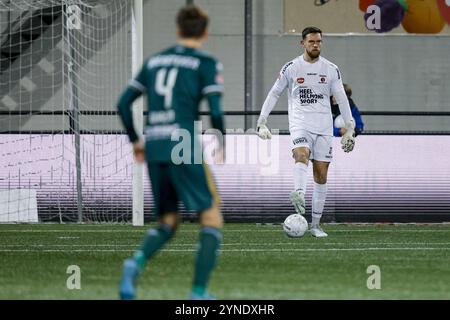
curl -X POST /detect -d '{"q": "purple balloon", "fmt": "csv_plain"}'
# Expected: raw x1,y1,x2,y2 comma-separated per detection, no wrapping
364,0,406,33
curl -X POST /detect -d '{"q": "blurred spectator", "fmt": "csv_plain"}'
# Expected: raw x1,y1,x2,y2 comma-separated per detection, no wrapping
331,83,364,137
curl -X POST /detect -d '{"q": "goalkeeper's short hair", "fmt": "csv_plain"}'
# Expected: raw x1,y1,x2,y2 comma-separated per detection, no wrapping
301,26,322,39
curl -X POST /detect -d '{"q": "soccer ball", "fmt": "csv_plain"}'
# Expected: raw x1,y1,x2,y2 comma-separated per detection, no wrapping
283,214,308,238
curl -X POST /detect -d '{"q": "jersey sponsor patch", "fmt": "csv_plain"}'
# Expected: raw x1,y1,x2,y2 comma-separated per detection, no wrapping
299,88,324,105
144,123,180,140
148,54,200,70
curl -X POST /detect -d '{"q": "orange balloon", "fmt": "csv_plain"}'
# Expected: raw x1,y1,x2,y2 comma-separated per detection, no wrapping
402,0,445,33
359,0,375,12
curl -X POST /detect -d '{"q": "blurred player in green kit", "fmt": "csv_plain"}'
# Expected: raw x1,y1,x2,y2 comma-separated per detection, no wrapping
117,4,225,300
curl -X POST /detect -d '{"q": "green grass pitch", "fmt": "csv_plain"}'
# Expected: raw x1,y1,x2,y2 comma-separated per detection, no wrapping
0,223,449,299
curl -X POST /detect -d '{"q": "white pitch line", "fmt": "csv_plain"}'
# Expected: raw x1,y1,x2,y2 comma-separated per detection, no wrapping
0,229,449,233
2,242,450,247
0,244,138,247
0,247,450,253
223,242,450,246
217,247,450,252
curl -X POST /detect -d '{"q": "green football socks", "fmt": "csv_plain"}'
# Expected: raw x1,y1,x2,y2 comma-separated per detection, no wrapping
192,227,222,295
133,224,174,273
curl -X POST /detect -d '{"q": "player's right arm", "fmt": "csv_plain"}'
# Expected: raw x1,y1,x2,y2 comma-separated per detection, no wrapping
117,63,148,162
257,62,290,140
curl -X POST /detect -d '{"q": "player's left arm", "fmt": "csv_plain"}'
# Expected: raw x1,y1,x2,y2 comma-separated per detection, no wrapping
330,68,353,129
201,59,226,162
330,66,356,152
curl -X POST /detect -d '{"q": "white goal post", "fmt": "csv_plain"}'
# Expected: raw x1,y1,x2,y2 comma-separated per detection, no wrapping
131,0,144,226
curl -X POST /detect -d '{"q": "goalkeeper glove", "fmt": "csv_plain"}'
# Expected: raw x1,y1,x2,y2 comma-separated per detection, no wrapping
341,120,355,153
256,117,272,140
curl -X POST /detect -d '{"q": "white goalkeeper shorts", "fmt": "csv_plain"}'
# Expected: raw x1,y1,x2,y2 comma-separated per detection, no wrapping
290,129,333,162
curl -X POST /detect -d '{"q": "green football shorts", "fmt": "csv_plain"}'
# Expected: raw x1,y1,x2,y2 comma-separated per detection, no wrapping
147,162,221,216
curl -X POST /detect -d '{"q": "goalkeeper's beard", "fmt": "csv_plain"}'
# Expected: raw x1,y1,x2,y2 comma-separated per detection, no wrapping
306,49,320,60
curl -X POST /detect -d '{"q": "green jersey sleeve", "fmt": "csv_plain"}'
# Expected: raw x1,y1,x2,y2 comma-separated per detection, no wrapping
200,58,224,96
117,59,150,143
128,60,148,94
200,57,225,143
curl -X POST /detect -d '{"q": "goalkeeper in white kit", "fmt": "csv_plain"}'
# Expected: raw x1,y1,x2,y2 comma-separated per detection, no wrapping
256,27,356,237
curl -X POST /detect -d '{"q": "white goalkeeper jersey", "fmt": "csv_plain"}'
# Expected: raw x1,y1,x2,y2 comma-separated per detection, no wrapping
259,54,352,136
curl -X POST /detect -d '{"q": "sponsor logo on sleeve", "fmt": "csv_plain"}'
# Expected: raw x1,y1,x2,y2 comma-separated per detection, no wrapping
278,62,293,80
281,61,293,74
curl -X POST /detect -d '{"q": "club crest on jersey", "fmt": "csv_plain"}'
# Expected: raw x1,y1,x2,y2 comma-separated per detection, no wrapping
319,76,327,84
296,77,305,84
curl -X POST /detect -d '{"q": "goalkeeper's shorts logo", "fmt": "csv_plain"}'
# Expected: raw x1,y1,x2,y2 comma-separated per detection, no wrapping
293,137,307,145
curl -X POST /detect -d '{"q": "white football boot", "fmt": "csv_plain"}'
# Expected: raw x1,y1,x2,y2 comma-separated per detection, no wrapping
310,224,328,238
290,191,305,215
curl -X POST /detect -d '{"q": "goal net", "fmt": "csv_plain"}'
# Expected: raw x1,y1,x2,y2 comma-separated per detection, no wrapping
0,0,139,223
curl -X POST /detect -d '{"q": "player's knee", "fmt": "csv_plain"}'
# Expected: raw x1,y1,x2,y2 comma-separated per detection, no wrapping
160,212,180,231
313,163,329,184
315,175,327,184
292,148,309,164
199,205,223,229
313,171,328,184
201,215,223,229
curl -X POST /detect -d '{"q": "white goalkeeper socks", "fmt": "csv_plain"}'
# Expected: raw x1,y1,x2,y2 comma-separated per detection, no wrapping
294,162,308,197
312,182,327,226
